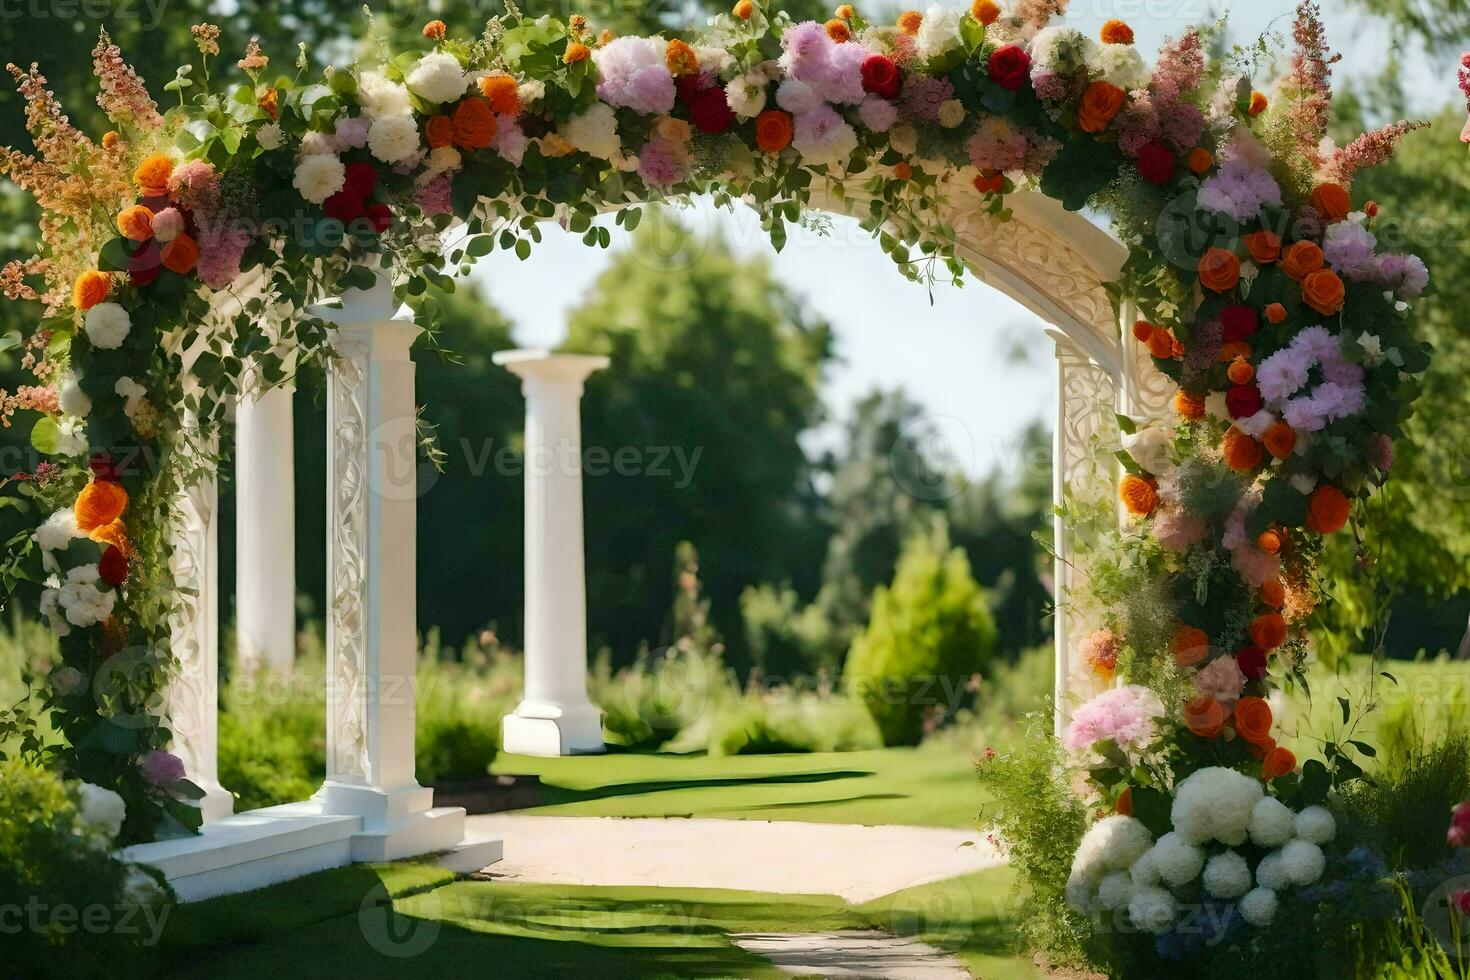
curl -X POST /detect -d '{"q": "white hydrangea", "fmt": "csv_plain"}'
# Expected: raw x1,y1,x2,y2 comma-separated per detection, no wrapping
1255,851,1291,890
36,509,80,568
1240,886,1278,927
115,377,146,418
1129,849,1161,886
367,115,420,165
1072,815,1154,884
1029,26,1096,75
1127,886,1177,935
58,374,91,418
84,302,131,350
726,74,768,119
357,70,413,119
1170,767,1264,846
1149,832,1205,888
1249,796,1296,848
1096,870,1134,911
1089,44,1148,90
1294,806,1337,844
292,153,346,204
562,103,621,160
1280,839,1326,886
76,782,126,840
257,122,284,150
916,4,962,62
405,51,467,104
1202,850,1252,899
39,587,71,636
299,130,337,156
58,564,116,627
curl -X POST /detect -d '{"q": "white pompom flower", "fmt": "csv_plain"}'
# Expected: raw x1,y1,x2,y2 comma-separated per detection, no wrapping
1255,851,1291,891
357,71,413,119
1239,886,1278,927
1089,45,1148,90
1249,796,1296,848
1130,849,1161,886
1280,839,1326,886
84,302,131,350
562,103,621,160
367,116,421,165
292,153,346,204
1128,886,1178,935
1202,850,1252,899
58,374,91,418
76,782,126,841
1097,870,1134,911
1070,815,1154,885
1170,766,1264,845
1294,805,1337,844
1150,832,1205,888
406,51,467,104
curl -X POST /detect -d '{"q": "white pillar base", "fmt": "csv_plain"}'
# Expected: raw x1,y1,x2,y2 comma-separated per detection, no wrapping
197,785,235,825
502,702,605,757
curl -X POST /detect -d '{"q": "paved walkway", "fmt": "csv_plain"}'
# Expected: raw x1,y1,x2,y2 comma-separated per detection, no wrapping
731,932,971,978
463,814,1003,904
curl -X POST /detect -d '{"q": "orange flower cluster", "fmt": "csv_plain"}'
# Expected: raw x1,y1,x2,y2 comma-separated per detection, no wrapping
972,0,1000,25
1119,474,1158,516
1077,81,1126,133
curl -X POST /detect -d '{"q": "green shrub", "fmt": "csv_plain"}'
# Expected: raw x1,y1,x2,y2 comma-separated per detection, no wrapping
739,582,844,680
844,521,997,746
1339,732,1470,872
593,648,731,751
705,697,881,756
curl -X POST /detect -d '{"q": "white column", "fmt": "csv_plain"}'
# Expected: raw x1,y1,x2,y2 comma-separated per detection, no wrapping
311,269,466,860
234,379,297,676
167,419,233,824
494,349,609,757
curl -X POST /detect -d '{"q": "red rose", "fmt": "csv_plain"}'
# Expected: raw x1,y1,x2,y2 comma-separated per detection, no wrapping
676,73,707,103
1220,305,1259,343
1236,646,1268,681
89,453,120,482
344,161,378,196
1226,384,1263,419
365,203,393,234
688,86,734,134
861,55,901,99
988,45,1031,91
324,190,366,223
99,545,129,587
128,240,162,287
1136,140,1176,185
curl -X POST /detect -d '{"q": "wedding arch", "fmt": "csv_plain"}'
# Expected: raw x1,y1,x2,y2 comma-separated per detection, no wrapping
0,0,1432,948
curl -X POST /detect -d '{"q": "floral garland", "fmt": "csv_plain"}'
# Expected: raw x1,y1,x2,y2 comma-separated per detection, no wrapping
0,0,1433,940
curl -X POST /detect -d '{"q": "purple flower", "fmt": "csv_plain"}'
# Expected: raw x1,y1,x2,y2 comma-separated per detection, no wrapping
1196,158,1282,222
594,37,675,114
335,115,370,151
1323,220,1377,280
141,749,186,789
857,95,898,133
416,174,453,216
195,218,251,289
899,75,953,123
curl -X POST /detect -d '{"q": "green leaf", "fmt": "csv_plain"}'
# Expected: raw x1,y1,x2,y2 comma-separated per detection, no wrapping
1129,786,1171,837
29,417,59,455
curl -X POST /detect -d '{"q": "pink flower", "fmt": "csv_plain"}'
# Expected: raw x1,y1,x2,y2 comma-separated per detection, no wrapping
857,95,898,133
594,37,675,114
492,117,527,166
1080,628,1121,673
967,116,1027,172
151,207,184,243
167,160,220,215
195,219,250,290
416,174,453,215
1063,685,1165,754
141,749,186,788
637,139,686,187
1194,656,1246,703
1154,506,1206,553
899,75,953,123
335,115,370,151
1323,220,1378,280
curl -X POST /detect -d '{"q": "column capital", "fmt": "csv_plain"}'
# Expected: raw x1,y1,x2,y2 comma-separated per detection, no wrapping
493,349,609,386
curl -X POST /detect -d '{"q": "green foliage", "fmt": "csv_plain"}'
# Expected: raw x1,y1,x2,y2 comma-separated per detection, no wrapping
1339,733,1470,872
845,519,997,746
739,581,843,679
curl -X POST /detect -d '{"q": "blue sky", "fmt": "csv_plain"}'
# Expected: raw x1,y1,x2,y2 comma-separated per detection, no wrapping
468,1,1456,480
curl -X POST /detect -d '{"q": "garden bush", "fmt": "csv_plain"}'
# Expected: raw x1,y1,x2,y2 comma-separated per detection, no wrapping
844,522,997,746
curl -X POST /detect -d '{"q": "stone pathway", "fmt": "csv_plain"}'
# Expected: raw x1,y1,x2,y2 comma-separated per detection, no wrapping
730,931,971,979
463,813,1002,904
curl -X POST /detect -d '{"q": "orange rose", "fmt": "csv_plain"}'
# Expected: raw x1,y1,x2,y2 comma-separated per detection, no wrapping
1302,268,1345,315
133,153,173,197
1243,230,1281,265
1310,182,1351,223
1173,626,1210,667
1186,147,1213,174
666,38,699,75
1262,421,1296,459
162,232,198,275
1227,357,1253,385
755,110,793,153
116,204,154,241
1099,19,1134,44
479,75,522,115
898,10,922,34
1146,326,1175,360
1282,241,1324,281
1119,474,1158,516
1249,612,1287,650
1262,745,1297,780
563,42,591,65
733,0,754,19
1265,302,1287,324
825,18,850,41
1233,696,1273,744
422,19,446,40
72,270,111,311
1175,390,1205,420
1260,580,1286,608
1306,484,1351,534
452,97,498,150
1248,91,1268,116
1256,529,1282,555
90,517,132,556
1198,247,1241,293
1076,81,1126,134
75,480,128,532
972,0,1000,24
1184,696,1228,739
1222,426,1262,473
425,115,454,148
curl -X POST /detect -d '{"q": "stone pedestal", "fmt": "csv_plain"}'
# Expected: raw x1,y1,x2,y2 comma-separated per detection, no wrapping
494,350,609,757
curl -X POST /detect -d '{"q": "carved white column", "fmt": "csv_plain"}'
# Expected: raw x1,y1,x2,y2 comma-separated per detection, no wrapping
494,350,609,757
311,269,466,859
234,379,297,676
1047,330,1120,736
167,419,233,824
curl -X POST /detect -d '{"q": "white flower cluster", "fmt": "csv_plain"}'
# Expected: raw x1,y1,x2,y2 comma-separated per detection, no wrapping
292,153,346,204
915,5,962,63
84,302,131,350
76,781,126,841
1067,768,1338,934
562,103,621,161
405,51,468,105
1088,44,1148,91
51,564,116,628
1029,26,1096,76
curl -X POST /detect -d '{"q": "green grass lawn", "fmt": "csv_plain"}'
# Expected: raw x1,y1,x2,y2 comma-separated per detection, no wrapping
158,861,1039,979
491,740,990,829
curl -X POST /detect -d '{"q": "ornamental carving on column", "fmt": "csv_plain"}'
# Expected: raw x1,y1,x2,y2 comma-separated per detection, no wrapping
327,339,370,781
166,470,213,780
